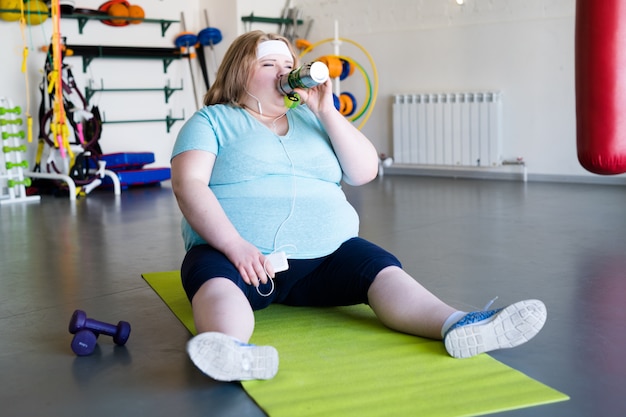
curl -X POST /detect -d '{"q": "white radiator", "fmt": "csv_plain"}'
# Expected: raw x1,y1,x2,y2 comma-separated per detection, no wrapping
392,92,502,167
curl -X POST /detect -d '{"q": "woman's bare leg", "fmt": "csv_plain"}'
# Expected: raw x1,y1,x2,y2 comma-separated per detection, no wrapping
191,278,255,342
367,266,457,340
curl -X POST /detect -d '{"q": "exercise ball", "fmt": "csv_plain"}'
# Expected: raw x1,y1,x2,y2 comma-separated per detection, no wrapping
107,2,128,26
127,4,143,24
25,0,49,25
0,0,23,22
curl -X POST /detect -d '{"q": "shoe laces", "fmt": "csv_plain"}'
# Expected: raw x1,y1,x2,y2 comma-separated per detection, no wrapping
482,296,499,311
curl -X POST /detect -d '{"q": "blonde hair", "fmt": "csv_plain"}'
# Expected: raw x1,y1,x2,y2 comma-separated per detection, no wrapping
203,31,299,107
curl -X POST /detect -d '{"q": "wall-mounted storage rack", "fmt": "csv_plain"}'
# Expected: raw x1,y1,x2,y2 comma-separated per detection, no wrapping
0,9,178,37
65,44,187,73
61,14,178,37
241,13,304,26
85,79,184,103
102,110,185,133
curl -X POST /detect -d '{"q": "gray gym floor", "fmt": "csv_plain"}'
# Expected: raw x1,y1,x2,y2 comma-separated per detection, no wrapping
1,175,624,417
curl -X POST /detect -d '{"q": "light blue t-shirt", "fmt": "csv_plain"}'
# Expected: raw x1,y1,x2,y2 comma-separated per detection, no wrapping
171,104,359,258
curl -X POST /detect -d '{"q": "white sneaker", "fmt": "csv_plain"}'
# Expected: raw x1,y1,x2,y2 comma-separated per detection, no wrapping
444,299,547,359
187,332,279,381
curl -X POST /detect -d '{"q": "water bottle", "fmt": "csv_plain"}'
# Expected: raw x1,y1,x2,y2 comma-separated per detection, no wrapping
277,61,330,95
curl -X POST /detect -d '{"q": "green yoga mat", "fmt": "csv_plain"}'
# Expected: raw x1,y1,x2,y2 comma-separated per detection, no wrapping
142,271,568,417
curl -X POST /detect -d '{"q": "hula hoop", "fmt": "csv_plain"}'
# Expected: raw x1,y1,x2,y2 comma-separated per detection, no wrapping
336,55,371,123
300,37,379,129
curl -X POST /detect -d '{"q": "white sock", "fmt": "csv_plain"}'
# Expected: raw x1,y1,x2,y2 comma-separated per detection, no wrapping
441,311,467,338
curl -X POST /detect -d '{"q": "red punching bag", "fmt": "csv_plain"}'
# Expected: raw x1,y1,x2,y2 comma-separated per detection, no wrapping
576,0,626,175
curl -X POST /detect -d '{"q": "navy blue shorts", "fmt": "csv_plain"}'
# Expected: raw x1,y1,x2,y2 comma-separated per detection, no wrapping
180,237,402,311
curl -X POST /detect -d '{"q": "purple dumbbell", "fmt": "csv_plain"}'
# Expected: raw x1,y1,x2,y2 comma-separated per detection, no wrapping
69,309,131,349
71,329,98,356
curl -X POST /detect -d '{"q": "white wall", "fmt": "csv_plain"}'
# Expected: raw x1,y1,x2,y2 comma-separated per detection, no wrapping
2,0,624,181
295,0,623,181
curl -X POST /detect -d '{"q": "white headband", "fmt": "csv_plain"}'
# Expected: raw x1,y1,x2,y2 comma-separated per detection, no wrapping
256,40,292,59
